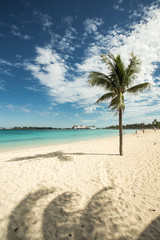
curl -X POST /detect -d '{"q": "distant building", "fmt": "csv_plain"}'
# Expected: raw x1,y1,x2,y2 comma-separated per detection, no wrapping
72,125,87,129
72,125,96,129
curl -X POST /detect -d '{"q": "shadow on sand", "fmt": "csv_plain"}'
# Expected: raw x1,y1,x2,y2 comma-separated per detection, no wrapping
7,187,160,240
42,191,83,240
7,151,119,163
7,187,115,240
7,188,55,240
6,151,72,162
137,216,160,240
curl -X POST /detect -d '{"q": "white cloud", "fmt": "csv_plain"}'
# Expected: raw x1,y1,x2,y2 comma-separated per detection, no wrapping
40,110,51,117
0,59,13,66
62,16,77,33
0,67,14,76
57,16,77,53
0,58,22,68
16,54,22,59
25,86,42,92
11,25,31,40
57,30,76,52
0,79,5,90
113,0,124,11
0,58,24,77
33,11,54,31
113,5,124,11
76,52,104,73
6,104,15,110
20,107,30,113
33,12,77,54
4,104,31,113
84,18,104,35
26,47,105,105
84,105,97,114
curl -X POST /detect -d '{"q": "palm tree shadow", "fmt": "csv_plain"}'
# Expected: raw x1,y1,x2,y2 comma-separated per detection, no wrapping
6,151,72,162
7,188,55,240
42,191,84,240
81,187,117,239
42,187,125,240
7,151,119,163
137,216,160,240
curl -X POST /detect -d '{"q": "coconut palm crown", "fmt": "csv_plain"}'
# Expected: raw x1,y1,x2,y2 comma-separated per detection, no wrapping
88,52,150,155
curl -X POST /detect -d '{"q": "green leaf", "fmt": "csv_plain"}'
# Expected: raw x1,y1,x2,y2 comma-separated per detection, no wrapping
127,82,151,94
123,52,142,88
96,92,116,104
108,93,125,111
88,72,116,91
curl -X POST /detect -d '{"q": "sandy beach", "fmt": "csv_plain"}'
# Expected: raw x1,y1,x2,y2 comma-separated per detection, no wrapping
0,130,160,240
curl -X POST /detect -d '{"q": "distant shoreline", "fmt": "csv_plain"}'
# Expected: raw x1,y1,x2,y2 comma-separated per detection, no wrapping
0,120,158,131
0,127,105,130
0,127,154,130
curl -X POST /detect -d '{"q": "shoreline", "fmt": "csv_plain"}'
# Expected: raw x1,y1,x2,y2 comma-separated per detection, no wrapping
0,129,136,154
0,129,160,239
0,129,136,153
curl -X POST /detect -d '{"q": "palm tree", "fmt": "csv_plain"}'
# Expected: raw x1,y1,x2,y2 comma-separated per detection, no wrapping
88,52,150,155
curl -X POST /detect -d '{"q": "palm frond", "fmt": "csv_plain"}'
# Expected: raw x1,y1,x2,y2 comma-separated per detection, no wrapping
114,55,126,86
101,53,115,66
127,82,151,94
96,92,116,104
88,72,116,91
108,93,125,112
129,52,142,73
101,54,120,86
108,96,118,108
88,72,110,85
123,52,142,88
108,96,119,115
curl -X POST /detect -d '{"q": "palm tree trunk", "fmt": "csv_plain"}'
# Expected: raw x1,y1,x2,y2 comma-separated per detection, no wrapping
119,108,123,155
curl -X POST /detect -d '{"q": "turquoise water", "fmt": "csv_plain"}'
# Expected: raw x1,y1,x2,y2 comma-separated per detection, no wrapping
0,129,135,151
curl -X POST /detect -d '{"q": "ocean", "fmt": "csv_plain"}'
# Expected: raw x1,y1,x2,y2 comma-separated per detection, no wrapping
0,129,135,152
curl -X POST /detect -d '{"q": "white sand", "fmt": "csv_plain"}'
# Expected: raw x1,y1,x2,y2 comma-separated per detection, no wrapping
0,130,160,240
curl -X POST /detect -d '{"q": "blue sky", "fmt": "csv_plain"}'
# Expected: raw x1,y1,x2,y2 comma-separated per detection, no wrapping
0,0,160,128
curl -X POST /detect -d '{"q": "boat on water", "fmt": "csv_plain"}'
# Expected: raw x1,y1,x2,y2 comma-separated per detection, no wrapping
88,126,96,129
